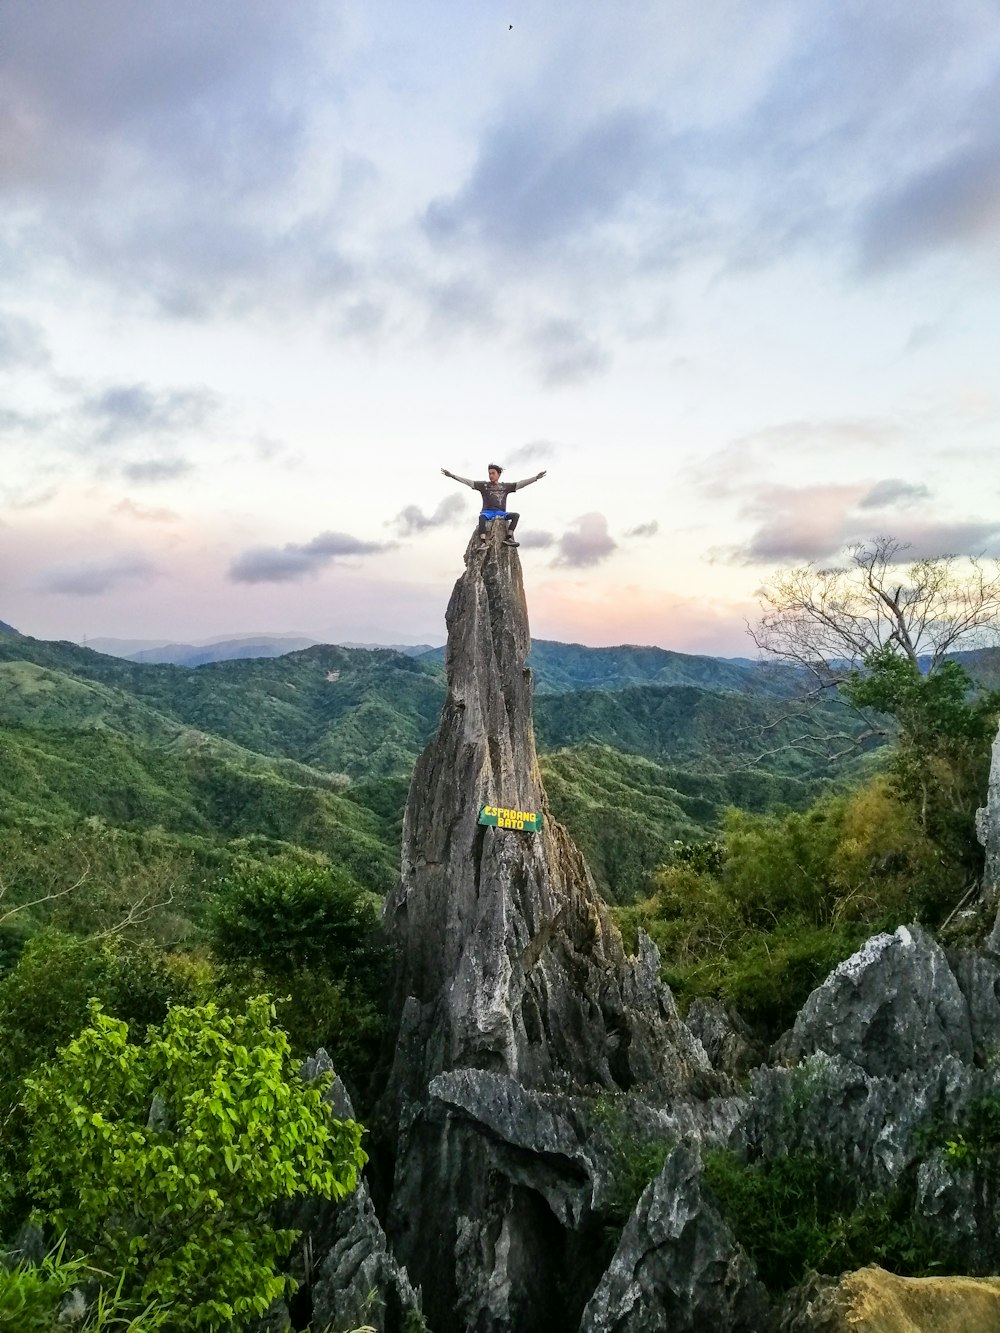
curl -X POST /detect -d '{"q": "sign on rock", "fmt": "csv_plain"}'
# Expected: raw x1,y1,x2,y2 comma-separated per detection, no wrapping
479,805,542,832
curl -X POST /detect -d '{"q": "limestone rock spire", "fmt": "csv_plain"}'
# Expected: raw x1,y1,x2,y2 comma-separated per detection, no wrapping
377,522,710,1333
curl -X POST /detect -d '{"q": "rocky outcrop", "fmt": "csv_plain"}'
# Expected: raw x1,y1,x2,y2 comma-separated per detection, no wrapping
352,531,1000,1332
378,525,715,1332
976,718,1000,950
773,925,974,1076
777,1266,1000,1332
288,1053,421,1333
580,1144,767,1332
686,998,766,1081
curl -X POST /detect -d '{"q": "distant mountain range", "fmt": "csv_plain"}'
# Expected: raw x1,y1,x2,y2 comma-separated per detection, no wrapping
0,628,875,900
0,621,20,635
83,634,439,667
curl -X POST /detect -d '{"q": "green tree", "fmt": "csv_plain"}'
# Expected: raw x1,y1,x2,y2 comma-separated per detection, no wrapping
753,537,1000,899
845,648,1000,888
21,996,365,1330
210,862,383,977
209,862,390,1096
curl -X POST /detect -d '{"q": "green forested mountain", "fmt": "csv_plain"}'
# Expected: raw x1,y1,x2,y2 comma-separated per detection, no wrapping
0,636,445,778
535,681,868,777
540,743,831,900
0,629,867,903
419,636,799,696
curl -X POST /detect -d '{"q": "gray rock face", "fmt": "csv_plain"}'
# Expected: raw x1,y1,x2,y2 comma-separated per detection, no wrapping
976,719,1000,950
740,926,1000,1280
291,1052,421,1333
686,998,766,1081
741,1053,981,1189
379,527,712,1333
580,1144,768,1333
774,924,974,1076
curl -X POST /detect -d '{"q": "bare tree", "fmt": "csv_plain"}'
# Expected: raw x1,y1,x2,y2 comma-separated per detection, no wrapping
752,536,1000,690
744,537,1000,766
0,862,92,927
0,860,174,936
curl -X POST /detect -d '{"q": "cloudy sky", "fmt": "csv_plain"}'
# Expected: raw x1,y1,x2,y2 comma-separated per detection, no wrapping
2,1,998,654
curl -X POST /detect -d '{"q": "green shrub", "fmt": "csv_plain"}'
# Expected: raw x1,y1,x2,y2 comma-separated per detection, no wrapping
22,996,365,1330
0,931,195,1106
210,862,384,979
591,1097,674,1226
615,775,960,1037
210,862,390,1101
702,1148,931,1293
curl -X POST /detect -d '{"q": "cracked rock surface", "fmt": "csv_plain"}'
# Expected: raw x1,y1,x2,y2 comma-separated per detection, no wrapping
378,526,714,1332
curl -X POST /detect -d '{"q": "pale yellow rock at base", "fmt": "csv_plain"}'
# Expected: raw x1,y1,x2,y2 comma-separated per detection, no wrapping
800,1265,1000,1331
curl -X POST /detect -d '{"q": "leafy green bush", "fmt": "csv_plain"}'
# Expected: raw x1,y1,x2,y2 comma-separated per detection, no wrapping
591,1097,674,1226
0,931,196,1105
615,775,960,1036
210,862,383,977
702,1148,930,1293
210,862,390,1099
21,996,365,1330
845,649,999,896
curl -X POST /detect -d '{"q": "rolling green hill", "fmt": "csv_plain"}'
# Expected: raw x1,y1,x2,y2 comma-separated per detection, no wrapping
0,637,445,779
0,723,398,894
0,629,874,904
534,681,869,778
418,637,796,696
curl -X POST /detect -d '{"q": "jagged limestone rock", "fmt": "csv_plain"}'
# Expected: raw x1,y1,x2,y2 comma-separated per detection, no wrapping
774,924,974,1076
976,718,1000,950
379,526,712,1333
686,998,766,1081
950,950,1000,1065
290,1052,421,1333
740,1053,984,1188
740,952,1000,1277
423,1067,745,1228
579,1143,768,1333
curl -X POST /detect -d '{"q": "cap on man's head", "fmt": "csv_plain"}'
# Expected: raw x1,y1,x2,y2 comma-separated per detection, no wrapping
488,462,503,475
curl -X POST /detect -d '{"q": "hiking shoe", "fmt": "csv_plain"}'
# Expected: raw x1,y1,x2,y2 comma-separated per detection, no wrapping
504,537,519,547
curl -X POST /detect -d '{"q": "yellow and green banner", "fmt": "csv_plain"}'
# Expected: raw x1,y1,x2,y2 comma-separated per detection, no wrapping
479,804,543,832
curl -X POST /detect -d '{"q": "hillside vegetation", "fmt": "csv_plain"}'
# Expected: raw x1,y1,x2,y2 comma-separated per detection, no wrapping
0,630,863,902
0,617,996,1326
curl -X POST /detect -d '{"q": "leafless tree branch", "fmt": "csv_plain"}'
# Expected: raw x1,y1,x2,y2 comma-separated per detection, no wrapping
0,861,92,926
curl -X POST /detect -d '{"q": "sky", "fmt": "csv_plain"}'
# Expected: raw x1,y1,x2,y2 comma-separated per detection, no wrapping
2,0,999,655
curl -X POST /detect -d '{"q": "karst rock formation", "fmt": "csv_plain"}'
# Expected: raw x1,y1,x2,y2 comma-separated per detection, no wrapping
376,522,713,1332
291,557,1000,1332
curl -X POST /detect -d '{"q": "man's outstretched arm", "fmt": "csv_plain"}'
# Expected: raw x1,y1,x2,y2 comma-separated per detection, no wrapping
509,470,547,491
441,468,478,488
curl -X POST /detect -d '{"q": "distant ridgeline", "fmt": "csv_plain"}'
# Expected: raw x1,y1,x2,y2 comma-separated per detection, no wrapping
0,627,883,901
479,804,542,832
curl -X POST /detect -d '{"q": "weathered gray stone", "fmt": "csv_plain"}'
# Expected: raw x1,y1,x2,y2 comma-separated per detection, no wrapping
951,950,1000,1066
686,997,766,1080
774,924,974,1076
976,719,1000,950
740,1053,981,1189
291,1052,422,1333
579,1143,768,1333
379,526,713,1333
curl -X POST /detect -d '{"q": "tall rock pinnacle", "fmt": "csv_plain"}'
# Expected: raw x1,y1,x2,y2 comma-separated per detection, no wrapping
379,524,709,1331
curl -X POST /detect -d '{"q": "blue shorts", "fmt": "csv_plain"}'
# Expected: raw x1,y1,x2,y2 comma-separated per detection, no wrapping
479,509,508,519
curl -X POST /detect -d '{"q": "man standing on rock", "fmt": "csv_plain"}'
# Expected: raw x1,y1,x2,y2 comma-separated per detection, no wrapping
441,463,546,547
